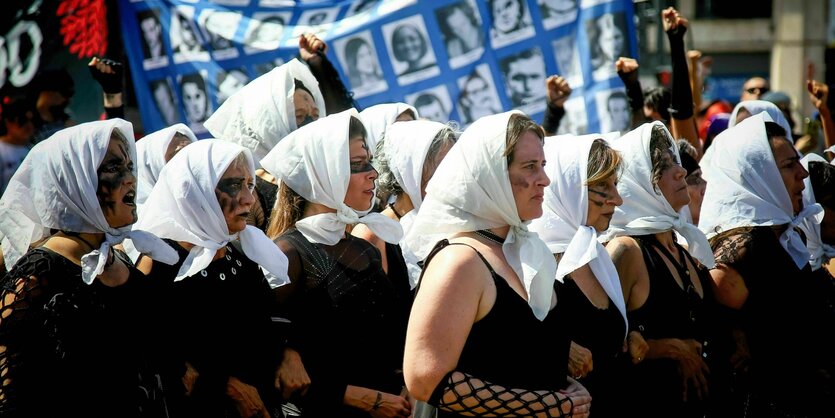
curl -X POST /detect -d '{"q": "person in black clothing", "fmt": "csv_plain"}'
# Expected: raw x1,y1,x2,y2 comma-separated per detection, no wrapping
529,136,629,418
0,119,178,418
403,111,591,418
262,109,410,418
604,122,730,417
700,115,835,417
134,139,295,418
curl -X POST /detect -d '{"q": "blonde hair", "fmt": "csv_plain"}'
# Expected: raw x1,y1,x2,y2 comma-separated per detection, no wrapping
266,181,306,240
586,138,622,187
504,113,545,164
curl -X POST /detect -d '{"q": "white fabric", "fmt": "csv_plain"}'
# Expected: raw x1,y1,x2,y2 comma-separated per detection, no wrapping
134,139,290,287
359,103,418,155
260,108,403,246
403,110,557,320
698,113,823,269
528,135,628,330
204,59,326,163
798,153,835,270
0,119,178,282
135,123,197,207
826,145,835,156
599,122,716,268
729,100,793,142
383,120,448,288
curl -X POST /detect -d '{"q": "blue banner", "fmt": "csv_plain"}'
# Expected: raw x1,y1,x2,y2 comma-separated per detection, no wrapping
119,0,637,136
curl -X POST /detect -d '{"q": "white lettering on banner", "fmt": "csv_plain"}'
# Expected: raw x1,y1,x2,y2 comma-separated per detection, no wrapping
0,20,43,89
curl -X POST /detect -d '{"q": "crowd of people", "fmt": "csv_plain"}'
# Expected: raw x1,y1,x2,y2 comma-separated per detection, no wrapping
1,6,834,418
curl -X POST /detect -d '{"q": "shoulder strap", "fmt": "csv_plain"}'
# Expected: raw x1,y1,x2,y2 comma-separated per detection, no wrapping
417,240,499,290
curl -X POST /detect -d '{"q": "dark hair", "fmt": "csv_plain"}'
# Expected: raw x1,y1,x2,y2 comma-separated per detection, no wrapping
392,24,427,63
345,37,372,71
293,79,314,99
764,121,788,141
504,113,544,164
436,2,479,37
32,69,75,97
348,115,367,142
0,95,35,125
500,48,542,74
809,160,835,209
487,0,526,31
607,91,629,109
648,124,676,193
414,94,445,112
643,87,671,121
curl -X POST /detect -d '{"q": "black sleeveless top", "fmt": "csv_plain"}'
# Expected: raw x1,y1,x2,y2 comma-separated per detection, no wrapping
555,277,626,417
0,248,165,418
421,240,570,418
275,229,410,418
385,241,413,302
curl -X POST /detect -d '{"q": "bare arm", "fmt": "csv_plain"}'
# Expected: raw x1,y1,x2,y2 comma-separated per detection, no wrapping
807,77,835,151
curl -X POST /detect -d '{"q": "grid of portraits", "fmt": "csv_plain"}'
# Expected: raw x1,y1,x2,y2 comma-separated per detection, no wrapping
126,0,635,135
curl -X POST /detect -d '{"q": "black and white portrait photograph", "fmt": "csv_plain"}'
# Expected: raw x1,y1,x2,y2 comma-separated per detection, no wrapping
406,85,453,123
487,0,535,49
179,71,213,132
286,7,341,47
382,15,440,85
138,9,168,69
457,64,502,126
252,58,286,77
244,12,292,52
215,68,250,105
500,47,547,114
595,88,630,134
199,9,242,60
552,34,583,87
586,12,628,81
171,7,210,63
149,78,179,126
334,31,388,98
434,0,485,69
557,96,587,134
539,0,578,30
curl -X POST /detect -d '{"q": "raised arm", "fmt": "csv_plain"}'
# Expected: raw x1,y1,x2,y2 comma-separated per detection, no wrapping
541,75,571,136
615,57,648,129
663,8,700,156
88,57,125,120
299,33,356,113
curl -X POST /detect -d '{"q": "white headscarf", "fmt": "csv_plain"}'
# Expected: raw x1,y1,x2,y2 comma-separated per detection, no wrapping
134,139,290,287
383,120,449,287
599,122,716,268
698,113,823,269
729,100,793,142
528,135,627,329
204,59,326,163
260,109,403,246
403,111,557,320
797,154,834,270
359,102,418,155
0,119,178,282
136,123,197,207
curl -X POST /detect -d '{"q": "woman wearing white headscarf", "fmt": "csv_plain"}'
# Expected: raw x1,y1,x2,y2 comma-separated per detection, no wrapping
798,154,835,274
403,111,591,418
262,109,410,418
358,102,418,155
205,58,327,231
135,123,196,208
701,114,835,416
728,99,793,141
0,119,178,417
603,121,729,417
353,120,456,289
135,139,291,418
528,135,631,417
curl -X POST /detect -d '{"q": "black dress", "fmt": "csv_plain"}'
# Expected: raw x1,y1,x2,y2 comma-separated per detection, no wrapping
385,241,414,303
555,277,626,418
420,240,571,418
147,240,285,418
628,234,731,418
0,248,166,418
710,226,835,417
274,229,410,418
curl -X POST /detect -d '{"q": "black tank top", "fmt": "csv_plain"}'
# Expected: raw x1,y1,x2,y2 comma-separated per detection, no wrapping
422,240,570,396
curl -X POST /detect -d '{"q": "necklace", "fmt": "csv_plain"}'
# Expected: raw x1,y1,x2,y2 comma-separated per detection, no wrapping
474,229,505,245
388,202,403,220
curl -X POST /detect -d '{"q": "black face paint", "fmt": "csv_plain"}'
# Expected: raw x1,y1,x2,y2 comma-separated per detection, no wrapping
97,140,135,212
350,159,375,174
299,114,315,127
215,177,254,220
216,177,246,198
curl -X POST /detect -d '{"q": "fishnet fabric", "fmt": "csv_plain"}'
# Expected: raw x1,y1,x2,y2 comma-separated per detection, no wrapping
430,371,574,417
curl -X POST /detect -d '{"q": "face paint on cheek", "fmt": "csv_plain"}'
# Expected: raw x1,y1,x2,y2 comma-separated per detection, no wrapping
299,114,316,127
509,172,530,189
215,188,240,219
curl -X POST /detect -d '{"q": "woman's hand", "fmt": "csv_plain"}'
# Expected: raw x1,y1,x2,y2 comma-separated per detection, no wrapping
560,377,592,418
369,391,412,418
299,33,327,63
227,376,270,418
546,75,572,107
275,347,311,400
661,7,688,34
627,331,649,364
567,341,593,379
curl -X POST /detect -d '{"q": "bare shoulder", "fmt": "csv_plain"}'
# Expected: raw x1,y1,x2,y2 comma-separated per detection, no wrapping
606,236,643,266
421,242,492,296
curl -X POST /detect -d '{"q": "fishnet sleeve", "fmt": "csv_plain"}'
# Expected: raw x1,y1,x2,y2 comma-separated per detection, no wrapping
0,272,47,412
428,371,575,417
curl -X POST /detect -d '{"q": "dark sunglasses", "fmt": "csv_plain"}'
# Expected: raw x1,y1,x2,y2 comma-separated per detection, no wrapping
744,86,769,95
